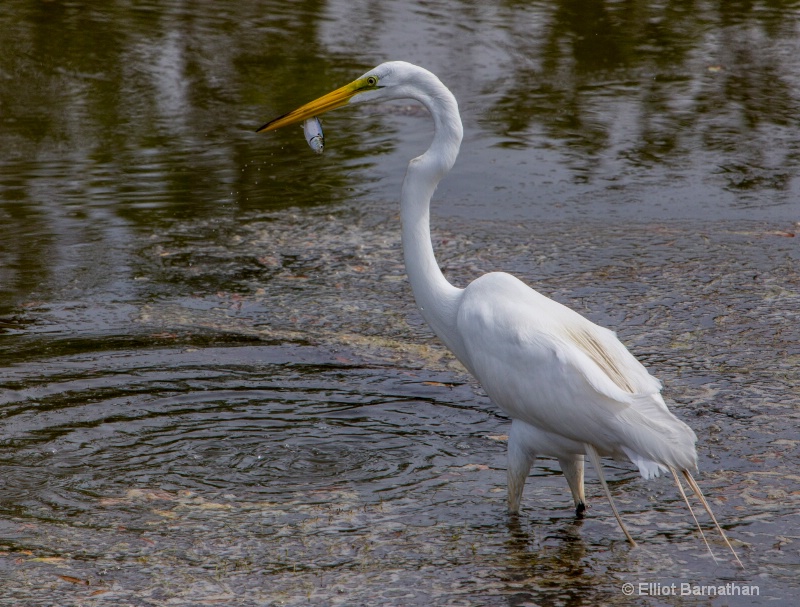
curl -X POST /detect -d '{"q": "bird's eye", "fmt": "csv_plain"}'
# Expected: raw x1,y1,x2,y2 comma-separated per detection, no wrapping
366,76,378,87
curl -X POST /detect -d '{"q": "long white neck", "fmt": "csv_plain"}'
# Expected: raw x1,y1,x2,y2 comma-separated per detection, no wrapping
400,75,465,356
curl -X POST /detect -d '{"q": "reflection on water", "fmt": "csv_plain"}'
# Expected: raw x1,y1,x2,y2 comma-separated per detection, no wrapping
1,0,800,605
491,0,800,197
2,0,798,315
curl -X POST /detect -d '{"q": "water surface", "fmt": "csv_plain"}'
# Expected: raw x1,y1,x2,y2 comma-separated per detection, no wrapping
1,1,799,605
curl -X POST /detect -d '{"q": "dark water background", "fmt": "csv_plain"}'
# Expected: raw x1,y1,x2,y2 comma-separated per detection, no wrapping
1,1,799,605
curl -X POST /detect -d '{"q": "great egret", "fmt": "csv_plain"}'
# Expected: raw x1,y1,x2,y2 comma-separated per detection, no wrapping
257,61,741,566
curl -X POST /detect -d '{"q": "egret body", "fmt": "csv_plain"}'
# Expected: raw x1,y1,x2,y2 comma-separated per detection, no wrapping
257,61,741,566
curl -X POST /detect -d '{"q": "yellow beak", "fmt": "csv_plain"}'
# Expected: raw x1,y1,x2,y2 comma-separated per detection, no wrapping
256,79,365,133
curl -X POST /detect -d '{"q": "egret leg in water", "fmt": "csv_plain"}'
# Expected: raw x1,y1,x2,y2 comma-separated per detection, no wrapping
256,61,743,567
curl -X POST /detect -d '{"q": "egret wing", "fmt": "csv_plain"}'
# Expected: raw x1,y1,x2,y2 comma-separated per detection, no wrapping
455,272,689,462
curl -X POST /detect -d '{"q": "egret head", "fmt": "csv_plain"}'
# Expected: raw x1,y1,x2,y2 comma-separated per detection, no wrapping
256,62,434,133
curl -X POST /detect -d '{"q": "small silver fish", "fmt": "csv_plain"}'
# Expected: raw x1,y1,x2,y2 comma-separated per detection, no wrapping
303,117,324,154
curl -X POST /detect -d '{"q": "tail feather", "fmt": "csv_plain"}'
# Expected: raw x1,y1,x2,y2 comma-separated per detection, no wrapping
621,446,668,479
670,467,717,564
682,470,744,569
585,443,637,546
617,394,698,474
588,447,742,567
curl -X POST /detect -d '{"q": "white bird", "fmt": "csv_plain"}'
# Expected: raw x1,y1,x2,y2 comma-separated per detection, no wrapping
257,61,742,566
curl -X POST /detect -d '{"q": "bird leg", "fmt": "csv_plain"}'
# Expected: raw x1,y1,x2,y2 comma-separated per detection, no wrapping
682,469,744,569
506,423,536,514
584,443,637,546
558,454,586,517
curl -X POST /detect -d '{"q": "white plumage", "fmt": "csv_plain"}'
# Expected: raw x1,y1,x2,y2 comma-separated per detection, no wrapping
457,272,698,473
257,61,742,567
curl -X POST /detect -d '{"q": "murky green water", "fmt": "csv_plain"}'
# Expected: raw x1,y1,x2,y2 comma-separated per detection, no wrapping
2,1,799,605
